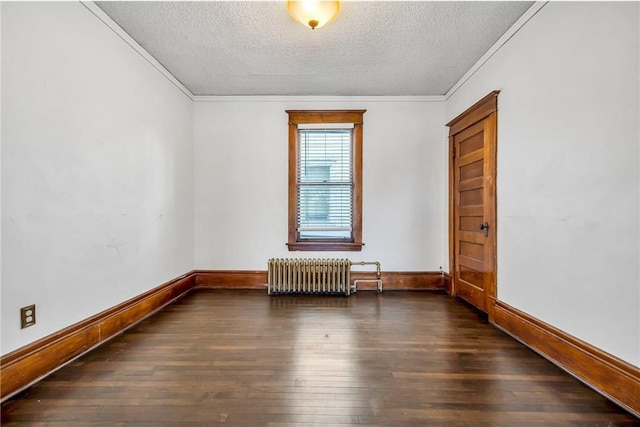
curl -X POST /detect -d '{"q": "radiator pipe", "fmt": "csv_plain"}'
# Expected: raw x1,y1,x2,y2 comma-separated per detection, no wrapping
350,261,383,293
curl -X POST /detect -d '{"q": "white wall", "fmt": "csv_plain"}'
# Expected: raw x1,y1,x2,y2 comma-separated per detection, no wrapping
0,4,3,345
194,98,446,271
1,2,194,355
446,2,640,366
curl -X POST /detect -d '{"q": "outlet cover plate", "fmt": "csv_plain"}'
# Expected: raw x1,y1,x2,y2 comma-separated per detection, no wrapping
20,304,36,329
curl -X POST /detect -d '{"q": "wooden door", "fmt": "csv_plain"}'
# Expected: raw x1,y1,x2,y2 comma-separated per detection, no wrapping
447,91,498,320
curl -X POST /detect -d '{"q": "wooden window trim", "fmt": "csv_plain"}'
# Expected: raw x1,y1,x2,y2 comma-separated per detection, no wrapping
286,110,365,252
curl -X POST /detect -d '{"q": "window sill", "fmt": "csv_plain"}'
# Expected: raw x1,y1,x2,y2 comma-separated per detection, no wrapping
287,242,364,252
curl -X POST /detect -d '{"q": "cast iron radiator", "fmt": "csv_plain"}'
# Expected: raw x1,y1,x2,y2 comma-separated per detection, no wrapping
267,258,382,295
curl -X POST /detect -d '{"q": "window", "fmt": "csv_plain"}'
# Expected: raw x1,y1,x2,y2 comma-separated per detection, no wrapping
287,110,365,251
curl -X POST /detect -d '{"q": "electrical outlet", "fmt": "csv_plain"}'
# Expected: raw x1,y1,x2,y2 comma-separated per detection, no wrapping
20,305,36,329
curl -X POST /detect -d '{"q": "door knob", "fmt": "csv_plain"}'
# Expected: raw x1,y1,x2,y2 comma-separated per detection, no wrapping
479,223,489,237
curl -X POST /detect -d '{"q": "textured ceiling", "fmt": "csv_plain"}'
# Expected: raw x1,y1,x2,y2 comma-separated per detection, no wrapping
95,1,534,96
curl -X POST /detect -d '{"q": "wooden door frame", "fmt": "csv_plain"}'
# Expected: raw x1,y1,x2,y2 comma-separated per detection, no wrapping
446,91,499,322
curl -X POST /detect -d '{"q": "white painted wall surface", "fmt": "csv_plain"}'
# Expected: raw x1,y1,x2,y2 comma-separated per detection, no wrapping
194,99,446,271
1,2,194,355
0,4,3,343
446,2,640,366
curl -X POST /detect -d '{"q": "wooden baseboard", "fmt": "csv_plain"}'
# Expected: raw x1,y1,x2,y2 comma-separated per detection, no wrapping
352,271,446,291
195,270,268,289
442,272,453,294
0,272,196,402
195,270,447,291
494,300,640,418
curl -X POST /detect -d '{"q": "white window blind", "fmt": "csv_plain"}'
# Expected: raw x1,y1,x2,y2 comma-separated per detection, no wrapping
297,127,353,240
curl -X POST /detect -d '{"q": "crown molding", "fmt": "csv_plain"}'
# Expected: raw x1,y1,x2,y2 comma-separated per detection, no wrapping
193,95,445,103
445,1,548,100
80,1,194,101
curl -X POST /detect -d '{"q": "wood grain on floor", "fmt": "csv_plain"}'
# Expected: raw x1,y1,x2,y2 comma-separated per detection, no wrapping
2,289,638,427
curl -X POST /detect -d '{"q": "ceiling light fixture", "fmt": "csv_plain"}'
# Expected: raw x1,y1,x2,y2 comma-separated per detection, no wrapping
287,1,340,30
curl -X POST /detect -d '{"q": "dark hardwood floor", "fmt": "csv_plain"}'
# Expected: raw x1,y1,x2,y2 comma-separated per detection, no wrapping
2,289,638,426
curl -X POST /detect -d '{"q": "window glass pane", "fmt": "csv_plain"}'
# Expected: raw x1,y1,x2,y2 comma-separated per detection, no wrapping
297,128,353,240
298,184,352,227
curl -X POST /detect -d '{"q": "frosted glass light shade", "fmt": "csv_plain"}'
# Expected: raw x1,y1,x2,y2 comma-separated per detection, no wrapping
287,1,340,30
